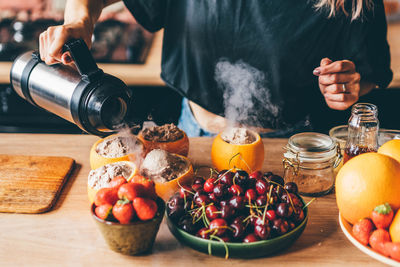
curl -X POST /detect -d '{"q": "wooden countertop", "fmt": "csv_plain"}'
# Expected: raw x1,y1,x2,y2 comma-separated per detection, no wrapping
0,133,385,266
1,22,400,87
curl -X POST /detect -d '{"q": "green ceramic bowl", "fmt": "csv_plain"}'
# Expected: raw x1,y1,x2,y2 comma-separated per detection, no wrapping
91,197,165,256
166,200,308,258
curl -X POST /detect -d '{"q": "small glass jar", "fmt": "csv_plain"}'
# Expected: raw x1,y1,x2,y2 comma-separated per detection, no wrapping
283,132,342,197
344,103,379,164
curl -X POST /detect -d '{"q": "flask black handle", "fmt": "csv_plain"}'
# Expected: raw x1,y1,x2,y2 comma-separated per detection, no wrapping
62,39,103,81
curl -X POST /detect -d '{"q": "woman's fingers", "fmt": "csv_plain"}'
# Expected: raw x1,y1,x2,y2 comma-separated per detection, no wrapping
314,60,355,75
319,71,360,85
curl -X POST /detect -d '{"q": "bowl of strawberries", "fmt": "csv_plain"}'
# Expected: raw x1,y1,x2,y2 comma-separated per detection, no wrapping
91,175,165,255
339,203,400,265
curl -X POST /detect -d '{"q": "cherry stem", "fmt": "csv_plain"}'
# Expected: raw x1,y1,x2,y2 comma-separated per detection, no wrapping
262,184,273,222
215,168,235,183
303,197,315,210
208,234,230,259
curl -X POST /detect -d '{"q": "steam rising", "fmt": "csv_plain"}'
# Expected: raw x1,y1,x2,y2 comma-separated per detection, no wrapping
215,59,280,129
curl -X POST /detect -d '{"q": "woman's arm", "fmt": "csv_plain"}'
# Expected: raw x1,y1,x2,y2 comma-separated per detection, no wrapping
39,0,121,65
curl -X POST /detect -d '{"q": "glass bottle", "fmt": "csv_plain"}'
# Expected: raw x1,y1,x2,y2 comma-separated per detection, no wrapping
343,103,379,164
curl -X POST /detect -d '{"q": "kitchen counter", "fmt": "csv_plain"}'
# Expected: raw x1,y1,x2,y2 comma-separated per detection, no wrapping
0,133,385,266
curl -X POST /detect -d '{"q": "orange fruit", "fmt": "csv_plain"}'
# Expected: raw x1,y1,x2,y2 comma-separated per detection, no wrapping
390,210,400,242
138,130,189,157
153,154,194,201
211,130,264,173
89,134,144,170
378,139,400,163
336,152,400,225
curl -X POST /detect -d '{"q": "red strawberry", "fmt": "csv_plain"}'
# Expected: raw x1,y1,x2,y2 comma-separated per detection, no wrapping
352,218,375,246
118,183,147,201
95,204,113,220
370,229,391,256
132,179,157,200
385,242,400,261
133,198,158,221
371,203,394,229
94,188,119,206
112,199,135,224
108,176,127,189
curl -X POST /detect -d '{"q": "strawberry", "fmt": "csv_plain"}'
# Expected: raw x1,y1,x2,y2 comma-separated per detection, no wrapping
137,180,157,200
371,203,394,229
112,199,135,224
108,176,127,189
385,242,400,261
94,188,119,206
370,229,391,256
95,204,113,220
133,197,158,221
118,183,147,201
352,218,375,246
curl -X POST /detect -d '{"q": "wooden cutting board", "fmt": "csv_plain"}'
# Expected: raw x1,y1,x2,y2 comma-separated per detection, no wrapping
0,154,75,213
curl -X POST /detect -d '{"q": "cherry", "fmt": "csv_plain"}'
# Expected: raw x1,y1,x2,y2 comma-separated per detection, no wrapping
193,176,205,185
288,221,296,230
192,183,203,192
274,186,284,198
268,192,279,205
218,170,234,186
206,205,220,220
219,200,228,207
290,193,303,208
276,203,293,218
284,182,298,194
255,216,267,226
209,218,227,236
179,216,198,234
272,218,289,235
230,222,245,239
256,195,267,206
232,215,246,225
194,194,210,207
213,184,228,198
249,170,263,180
245,189,257,201
229,195,245,210
197,227,210,239
292,207,305,223
203,178,216,193
220,205,235,220
167,202,184,222
263,171,273,179
255,179,268,195
265,209,276,221
180,185,193,199
220,235,231,242
269,175,284,186
229,184,244,196
233,170,249,189
255,224,270,240
209,192,218,202
249,216,258,227
243,233,259,243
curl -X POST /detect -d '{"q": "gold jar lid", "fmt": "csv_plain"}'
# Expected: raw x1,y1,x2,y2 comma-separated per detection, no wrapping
284,132,338,163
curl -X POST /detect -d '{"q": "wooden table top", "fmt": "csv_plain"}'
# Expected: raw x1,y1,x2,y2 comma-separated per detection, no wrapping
0,134,384,266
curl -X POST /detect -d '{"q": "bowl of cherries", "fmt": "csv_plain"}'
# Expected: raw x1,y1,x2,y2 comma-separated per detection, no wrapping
166,170,308,258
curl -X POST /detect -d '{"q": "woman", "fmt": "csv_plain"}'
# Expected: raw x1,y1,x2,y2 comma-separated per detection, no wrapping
39,0,392,137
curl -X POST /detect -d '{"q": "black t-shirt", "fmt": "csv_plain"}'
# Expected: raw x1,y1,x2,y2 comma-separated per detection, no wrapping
123,0,392,129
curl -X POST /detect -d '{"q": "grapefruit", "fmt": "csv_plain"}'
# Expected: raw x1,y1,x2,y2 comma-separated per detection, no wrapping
378,139,400,163
336,152,400,225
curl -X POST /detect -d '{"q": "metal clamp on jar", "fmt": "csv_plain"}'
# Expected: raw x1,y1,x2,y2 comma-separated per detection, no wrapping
283,132,342,197
10,39,132,136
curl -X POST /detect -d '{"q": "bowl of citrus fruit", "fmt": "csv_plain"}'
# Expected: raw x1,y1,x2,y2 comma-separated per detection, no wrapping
91,175,165,255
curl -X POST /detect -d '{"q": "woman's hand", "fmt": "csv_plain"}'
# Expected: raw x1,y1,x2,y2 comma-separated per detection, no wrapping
313,58,361,111
39,20,94,65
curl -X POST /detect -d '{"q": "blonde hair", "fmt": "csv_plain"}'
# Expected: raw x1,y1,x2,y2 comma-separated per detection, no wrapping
314,0,374,20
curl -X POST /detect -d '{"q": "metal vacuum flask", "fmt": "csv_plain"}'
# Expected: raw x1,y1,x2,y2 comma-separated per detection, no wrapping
10,39,132,136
